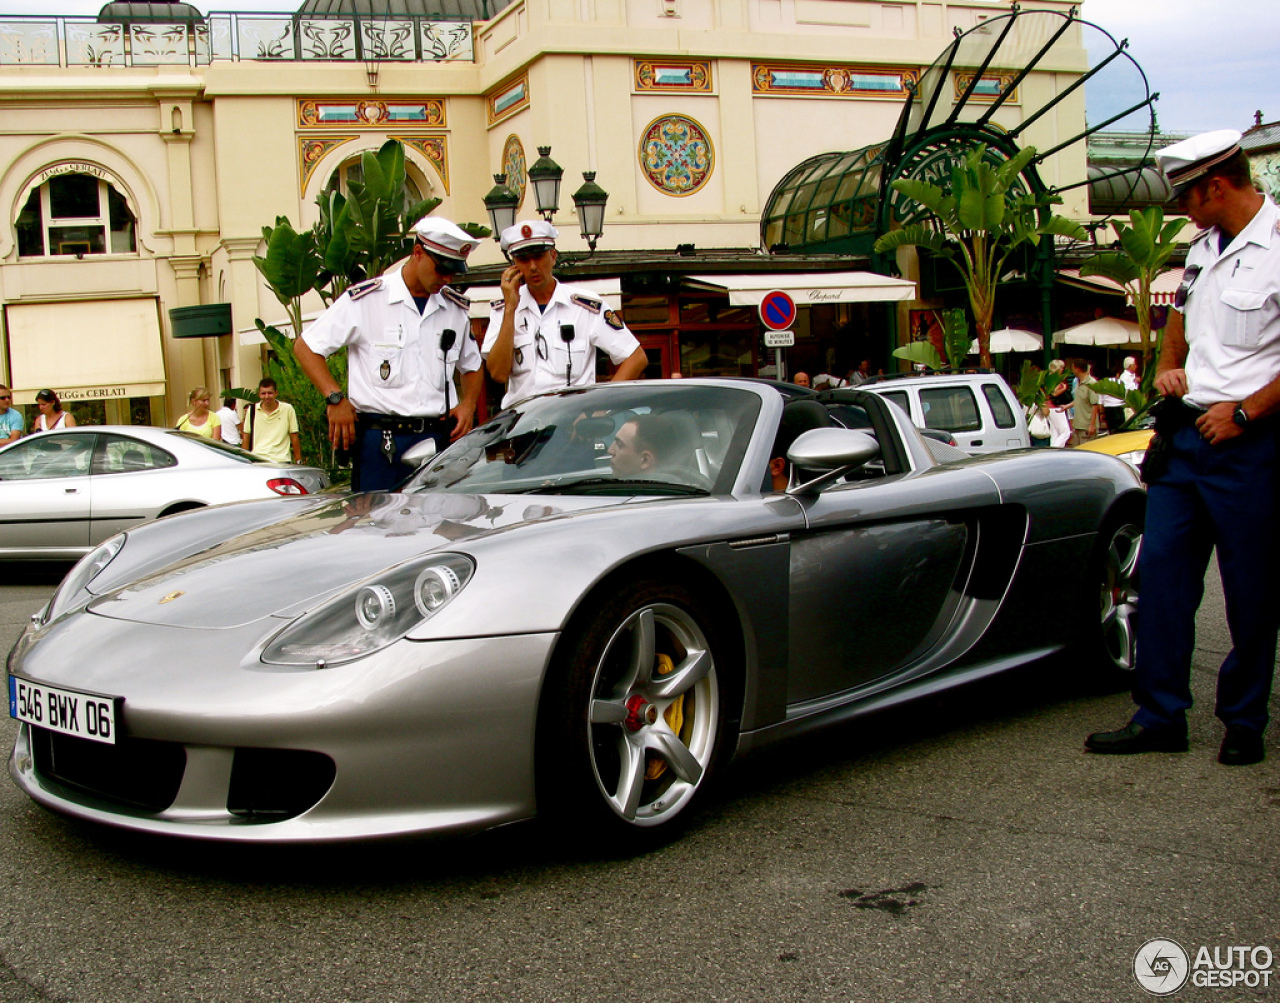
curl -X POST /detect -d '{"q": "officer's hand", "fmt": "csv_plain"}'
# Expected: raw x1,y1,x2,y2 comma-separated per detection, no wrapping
449,406,474,441
1195,402,1243,445
500,266,524,304
327,399,358,449
1154,368,1189,398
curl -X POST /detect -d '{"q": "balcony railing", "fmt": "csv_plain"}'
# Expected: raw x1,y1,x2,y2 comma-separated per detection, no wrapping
0,13,474,68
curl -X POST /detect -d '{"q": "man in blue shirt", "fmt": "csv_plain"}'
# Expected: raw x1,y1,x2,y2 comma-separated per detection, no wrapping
0,385,23,443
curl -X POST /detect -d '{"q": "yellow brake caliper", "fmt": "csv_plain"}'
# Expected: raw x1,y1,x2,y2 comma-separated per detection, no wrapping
645,653,684,780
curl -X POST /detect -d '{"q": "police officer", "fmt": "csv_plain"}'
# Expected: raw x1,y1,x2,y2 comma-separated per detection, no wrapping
482,219,646,409
295,216,483,491
1087,130,1280,766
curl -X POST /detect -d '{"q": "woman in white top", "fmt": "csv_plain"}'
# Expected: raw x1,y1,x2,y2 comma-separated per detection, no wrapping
33,389,75,431
175,387,220,439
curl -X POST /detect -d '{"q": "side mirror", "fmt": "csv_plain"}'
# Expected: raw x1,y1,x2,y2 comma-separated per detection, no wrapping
400,438,438,469
786,428,880,495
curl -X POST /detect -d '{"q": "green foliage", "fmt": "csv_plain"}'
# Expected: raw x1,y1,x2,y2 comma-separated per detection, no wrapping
253,216,324,336
875,143,1088,368
1079,207,1188,370
1014,359,1069,409
941,309,971,369
892,340,945,369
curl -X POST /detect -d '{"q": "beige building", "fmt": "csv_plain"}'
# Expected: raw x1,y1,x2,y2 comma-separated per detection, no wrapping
0,0,1089,424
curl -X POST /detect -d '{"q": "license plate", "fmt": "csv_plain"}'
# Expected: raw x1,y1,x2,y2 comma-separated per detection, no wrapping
9,677,119,745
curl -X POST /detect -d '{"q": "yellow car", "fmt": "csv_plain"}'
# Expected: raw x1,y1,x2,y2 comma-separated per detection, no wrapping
1074,428,1154,470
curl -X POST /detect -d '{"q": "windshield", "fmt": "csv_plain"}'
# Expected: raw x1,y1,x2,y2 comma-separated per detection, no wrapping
409,384,761,496
166,430,267,464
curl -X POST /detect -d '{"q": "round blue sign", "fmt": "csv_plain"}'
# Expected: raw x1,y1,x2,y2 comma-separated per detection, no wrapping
759,290,797,331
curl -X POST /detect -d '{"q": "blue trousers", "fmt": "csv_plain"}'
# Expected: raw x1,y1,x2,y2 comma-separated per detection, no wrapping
1133,421,1280,733
353,424,451,492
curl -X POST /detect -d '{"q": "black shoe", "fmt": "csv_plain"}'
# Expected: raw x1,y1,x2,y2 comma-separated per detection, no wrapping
1219,727,1265,766
1085,721,1189,754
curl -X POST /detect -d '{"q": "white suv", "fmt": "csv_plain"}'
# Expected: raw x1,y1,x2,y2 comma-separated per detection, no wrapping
852,371,1030,455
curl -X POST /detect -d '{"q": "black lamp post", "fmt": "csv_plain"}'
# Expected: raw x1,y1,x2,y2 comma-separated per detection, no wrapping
571,171,609,252
527,146,564,221
482,174,519,240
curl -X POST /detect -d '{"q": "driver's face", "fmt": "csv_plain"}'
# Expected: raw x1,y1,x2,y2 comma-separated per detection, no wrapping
608,420,647,476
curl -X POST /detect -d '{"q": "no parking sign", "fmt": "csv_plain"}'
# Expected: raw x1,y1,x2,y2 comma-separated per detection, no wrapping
758,290,797,331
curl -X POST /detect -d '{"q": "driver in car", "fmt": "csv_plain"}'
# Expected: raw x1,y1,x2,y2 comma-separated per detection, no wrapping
609,413,704,487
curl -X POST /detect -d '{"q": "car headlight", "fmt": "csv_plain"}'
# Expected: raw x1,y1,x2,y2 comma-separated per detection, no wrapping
261,553,474,668
43,534,127,624
1116,450,1147,469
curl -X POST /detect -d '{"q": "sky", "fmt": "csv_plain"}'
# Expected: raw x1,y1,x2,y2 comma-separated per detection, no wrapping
0,0,1277,135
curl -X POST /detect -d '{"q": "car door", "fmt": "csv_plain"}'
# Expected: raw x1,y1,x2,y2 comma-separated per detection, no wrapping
782,400,1002,705
0,433,96,554
89,433,179,542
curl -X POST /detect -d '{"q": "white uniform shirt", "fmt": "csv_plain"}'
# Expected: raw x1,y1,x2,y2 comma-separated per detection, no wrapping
481,281,640,409
1182,195,1280,407
215,406,241,446
301,266,480,417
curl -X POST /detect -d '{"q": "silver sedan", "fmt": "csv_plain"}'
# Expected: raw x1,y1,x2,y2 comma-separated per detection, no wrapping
0,425,330,560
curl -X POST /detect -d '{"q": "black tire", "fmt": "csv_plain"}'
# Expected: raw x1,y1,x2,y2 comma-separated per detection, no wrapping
537,577,734,844
1089,511,1142,684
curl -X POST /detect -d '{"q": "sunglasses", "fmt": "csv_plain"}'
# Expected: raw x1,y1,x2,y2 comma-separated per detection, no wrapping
1173,265,1202,309
0,395,11,401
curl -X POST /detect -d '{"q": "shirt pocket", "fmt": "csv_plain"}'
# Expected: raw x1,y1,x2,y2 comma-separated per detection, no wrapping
1219,287,1272,348
511,327,536,375
371,328,408,388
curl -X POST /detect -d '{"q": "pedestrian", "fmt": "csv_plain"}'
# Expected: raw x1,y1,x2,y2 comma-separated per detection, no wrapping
482,220,646,410
847,359,873,386
1086,129,1280,766
1046,360,1073,448
0,385,23,442
175,387,220,439
32,389,75,431
1068,359,1098,444
215,397,241,447
792,371,810,388
242,377,302,465
294,216,482,491
1119,355,1139,394
1097,371,1125,433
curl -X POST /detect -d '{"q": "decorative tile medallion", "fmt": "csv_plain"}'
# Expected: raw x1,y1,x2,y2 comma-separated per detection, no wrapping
395,135,449,194
299,135,357,193
487,74,528,128
502,134,527,208
638,114,714,197
298,99,445,128
752,62,918,98
953,71,1019,104
634,59,711,92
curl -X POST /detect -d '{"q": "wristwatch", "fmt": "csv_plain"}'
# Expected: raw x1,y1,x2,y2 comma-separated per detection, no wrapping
1232,403,1250,428
326,391,345,406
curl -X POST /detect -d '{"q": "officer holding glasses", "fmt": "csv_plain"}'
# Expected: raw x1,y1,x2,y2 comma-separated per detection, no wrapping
295,216,483,491
482,220,646,409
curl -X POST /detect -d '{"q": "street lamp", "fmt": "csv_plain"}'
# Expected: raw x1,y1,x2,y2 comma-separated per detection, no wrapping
527,146,564,221
571,171,609,252
482,173,519,240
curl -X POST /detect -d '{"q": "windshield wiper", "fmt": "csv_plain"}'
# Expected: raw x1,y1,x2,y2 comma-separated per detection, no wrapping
529,477,711,496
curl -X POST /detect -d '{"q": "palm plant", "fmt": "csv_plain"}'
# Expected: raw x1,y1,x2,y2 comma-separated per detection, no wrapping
874,144,1088,368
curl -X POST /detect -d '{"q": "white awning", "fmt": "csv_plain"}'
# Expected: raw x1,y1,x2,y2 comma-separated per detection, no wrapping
684,271,917,305
7,297,166,403
464,279,623,319
1057,267,1185,306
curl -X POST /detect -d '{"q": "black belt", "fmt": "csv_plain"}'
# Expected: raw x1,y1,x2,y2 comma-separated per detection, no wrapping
357,412,449,434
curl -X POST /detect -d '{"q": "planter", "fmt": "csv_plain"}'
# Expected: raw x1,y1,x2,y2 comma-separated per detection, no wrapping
170,303,232,338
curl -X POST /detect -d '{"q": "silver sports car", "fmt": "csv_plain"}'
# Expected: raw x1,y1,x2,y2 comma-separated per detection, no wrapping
0,426,331,560
7,381,1143,843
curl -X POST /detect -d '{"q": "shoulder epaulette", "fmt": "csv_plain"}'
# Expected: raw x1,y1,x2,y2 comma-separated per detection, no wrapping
1189,229,1211,246
490,298,505,313
570,293,603,314
347,277,383,301
441,285,470,311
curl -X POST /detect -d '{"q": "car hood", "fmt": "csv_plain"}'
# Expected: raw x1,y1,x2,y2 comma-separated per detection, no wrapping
86,491,614,629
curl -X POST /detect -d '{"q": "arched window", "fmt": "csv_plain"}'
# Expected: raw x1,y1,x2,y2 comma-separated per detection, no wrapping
16,173,137,258
324,158,426,214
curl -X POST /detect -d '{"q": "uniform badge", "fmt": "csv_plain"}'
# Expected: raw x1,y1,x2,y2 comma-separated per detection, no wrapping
490,298,504,313
604,309,625,331
521,224,533,239
348,277,383,301
460,243,473,255
570,293,602,315
380,360,391,381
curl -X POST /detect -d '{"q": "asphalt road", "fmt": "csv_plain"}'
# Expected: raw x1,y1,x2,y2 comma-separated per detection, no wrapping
0,563,1275,1003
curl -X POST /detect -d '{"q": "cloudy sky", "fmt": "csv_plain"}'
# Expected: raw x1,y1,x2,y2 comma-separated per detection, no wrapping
0,0,1276,134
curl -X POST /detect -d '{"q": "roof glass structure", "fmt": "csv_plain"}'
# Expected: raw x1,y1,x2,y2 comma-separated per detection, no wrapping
761,145,883,257
296,0,513,16
98,1,203,20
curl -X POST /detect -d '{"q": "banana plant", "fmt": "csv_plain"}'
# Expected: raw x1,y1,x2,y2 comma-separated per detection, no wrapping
252,216,324,337
875,144,1088,368
1079,206,1188,370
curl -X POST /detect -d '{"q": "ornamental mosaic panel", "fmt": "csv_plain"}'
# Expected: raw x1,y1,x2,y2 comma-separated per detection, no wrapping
751,62,919,98
502,135,527,209
394,136,449,194
953,71,1019,104
487,75,528,128
638,115,714,197
299,99,445,128
634,59,711,92
299,135,357,193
